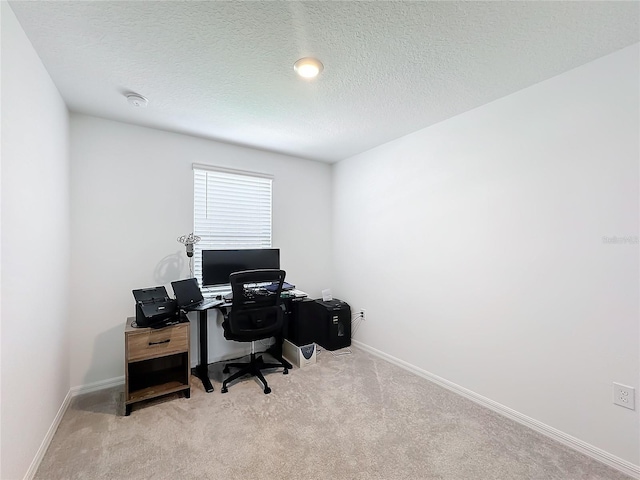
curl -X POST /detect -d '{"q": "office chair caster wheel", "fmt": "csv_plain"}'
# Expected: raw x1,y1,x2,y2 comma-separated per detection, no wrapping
264,386,271,394
223,366,230,374
283,368,288,375
221,386,228,394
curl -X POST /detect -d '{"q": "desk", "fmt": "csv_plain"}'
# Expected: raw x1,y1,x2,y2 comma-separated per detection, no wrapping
190,293,306,393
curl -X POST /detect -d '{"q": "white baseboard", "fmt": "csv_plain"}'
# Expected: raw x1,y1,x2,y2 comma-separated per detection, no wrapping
352,340,640,480
22,389,73,480
24,344,283,479
69,376,124,396
23,376,125,480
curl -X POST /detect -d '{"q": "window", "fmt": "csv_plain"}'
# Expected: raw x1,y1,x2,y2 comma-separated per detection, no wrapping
192,165,273,290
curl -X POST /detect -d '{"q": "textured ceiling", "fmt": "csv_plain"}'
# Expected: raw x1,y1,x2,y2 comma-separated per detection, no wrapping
8,1,640,163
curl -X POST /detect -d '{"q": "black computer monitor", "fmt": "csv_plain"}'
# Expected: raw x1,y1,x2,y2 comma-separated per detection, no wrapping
202,248,280,286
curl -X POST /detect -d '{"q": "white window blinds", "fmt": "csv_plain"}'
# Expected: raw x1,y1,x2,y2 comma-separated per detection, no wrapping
193,165,273,288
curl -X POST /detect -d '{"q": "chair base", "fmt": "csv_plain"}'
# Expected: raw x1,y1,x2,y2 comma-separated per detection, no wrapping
221,352,288,394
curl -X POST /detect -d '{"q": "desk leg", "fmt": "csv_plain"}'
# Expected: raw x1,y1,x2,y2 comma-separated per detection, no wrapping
268,334,292,370
195,310,214,393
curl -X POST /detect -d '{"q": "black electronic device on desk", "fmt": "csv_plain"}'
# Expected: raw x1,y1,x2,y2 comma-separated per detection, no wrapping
202,248,280,287
171,278,223,311
265,281,295,293
131,286,179,328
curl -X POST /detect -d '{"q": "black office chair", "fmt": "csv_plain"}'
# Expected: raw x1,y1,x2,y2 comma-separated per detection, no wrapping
220,269,289,394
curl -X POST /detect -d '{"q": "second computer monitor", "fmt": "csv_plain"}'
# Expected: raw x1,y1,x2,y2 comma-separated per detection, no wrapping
202,248,280,286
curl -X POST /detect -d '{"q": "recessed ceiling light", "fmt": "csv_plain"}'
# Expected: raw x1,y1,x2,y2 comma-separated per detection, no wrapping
294,57,324,79
126,93,148,107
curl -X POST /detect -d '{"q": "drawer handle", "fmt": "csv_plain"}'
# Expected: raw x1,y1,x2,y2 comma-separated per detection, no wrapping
149,339,170,346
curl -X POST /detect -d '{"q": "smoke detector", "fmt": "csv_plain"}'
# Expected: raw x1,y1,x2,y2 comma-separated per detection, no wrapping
126,93,148,107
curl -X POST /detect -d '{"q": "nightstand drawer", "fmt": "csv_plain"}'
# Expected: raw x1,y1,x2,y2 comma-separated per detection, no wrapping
127,323,189,362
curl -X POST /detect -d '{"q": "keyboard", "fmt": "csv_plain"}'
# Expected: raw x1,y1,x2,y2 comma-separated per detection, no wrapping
195,298,223,309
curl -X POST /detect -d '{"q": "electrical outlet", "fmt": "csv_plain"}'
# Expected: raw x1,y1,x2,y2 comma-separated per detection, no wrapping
360,309,366,320
613,383,635,410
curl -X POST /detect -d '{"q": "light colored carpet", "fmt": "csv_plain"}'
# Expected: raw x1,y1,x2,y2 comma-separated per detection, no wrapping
35,347,631,480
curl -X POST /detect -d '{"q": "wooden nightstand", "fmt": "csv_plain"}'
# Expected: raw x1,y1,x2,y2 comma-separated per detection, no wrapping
124,317,191,415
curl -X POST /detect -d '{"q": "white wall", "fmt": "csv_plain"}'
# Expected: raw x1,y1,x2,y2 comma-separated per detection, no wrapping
332,44,639,465
69,115,332,387
1,3,71,479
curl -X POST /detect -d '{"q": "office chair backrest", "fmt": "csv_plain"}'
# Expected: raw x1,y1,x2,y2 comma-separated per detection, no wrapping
229,269,286,311
222,269,290,394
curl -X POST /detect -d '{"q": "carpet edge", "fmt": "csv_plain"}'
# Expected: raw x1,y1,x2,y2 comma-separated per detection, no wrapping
351,340,640,480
